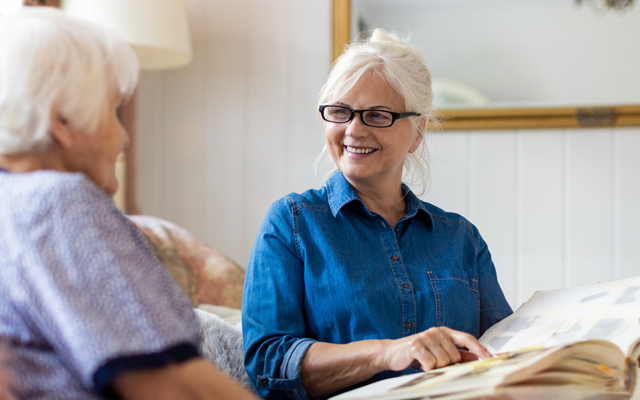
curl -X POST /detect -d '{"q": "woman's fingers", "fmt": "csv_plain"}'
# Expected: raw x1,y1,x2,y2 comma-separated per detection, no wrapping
383,327,492,373
411,341,438,371
417,328,459,368
443,327,492,359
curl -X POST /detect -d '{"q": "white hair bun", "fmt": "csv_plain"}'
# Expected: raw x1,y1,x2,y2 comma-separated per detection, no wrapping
368,29,403,45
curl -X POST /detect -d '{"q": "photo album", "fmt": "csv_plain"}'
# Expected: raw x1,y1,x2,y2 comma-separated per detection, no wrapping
330,276,640,400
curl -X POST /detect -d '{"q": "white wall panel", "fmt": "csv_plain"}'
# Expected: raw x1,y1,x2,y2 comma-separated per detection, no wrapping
566,129,613,287
617,128,640,279
202,0,249,265
288,2,332,194
244,0,291,260
518,131,563,304
471,133,517,306
424,132,468,216
160,0,206,238
136,72,164,217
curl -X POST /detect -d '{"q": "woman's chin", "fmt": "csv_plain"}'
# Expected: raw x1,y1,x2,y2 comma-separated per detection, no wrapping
103,179,119,197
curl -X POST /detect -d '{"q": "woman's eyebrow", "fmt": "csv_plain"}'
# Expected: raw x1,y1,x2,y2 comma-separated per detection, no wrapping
334,102,393,110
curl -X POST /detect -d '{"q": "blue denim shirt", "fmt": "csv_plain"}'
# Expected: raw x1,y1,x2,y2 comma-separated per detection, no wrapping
242,171,512,400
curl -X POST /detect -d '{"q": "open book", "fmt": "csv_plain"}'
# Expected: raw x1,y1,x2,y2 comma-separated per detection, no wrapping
330,276,640,400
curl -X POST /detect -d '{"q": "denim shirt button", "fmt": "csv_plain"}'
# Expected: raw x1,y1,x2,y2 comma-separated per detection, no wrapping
406,321,414,329
395,226,400,233
260,378,269,387
392,255,399,261
402,283,411,289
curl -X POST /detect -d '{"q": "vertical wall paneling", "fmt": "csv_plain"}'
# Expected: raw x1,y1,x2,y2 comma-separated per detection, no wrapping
567,128,613,287
514,131,522,307
466,132,477,221
518,130,564,304
136,72,164,217
137,0,333,267
160,0,206,238
617,128,640,279
244,0,291,261
562,130,571,288
612,129,620,280
424,132,468,215
472,132,517,306
203,0,250,264
288,1,332,194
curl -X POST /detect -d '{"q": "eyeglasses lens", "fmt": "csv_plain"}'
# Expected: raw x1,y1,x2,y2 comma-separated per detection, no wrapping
362,110,393,127
323,106,393,127
324,106,351,122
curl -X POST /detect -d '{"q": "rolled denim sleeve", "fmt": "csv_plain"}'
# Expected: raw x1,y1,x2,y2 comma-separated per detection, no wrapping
242,198,317,400
471,224,513,335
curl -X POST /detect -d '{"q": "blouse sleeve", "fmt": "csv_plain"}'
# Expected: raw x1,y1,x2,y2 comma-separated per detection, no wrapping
15,176,202,391
471,224,513,335
242,197,316,400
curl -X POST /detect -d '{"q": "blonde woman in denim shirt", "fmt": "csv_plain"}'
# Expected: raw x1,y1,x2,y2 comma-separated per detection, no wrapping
243,30,513,400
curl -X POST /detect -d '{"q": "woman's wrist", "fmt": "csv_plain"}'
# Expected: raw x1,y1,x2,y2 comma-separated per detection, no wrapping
372,339,391,373
300,339,393,398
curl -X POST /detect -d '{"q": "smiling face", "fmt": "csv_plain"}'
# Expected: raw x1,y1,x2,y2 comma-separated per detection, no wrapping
324,72,422,189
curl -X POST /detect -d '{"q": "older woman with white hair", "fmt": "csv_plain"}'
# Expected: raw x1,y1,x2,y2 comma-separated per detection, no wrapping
242,30,513,400
0,8,256,400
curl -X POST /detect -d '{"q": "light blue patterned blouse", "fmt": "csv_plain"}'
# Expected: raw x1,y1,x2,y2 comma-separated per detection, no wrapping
0,170,201,399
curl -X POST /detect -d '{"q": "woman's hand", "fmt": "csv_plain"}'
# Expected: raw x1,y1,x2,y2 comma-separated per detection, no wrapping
381,326,492,372
300,327,491,398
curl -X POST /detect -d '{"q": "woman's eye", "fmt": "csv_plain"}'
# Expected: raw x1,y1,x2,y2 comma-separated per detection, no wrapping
369,112,391,121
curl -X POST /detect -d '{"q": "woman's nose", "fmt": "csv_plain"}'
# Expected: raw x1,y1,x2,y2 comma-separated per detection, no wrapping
345,113,369,137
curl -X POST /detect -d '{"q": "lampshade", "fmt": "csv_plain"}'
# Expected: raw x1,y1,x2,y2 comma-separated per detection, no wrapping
61,0,192,71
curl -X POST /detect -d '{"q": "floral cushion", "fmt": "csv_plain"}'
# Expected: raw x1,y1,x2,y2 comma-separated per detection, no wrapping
128,215,245,309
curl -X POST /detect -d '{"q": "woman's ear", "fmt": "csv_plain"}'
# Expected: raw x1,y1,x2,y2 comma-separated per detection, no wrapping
48,102,73,148
408,116,426,153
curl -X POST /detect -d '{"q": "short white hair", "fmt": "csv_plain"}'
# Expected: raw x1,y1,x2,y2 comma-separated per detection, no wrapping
0,7,139,155
316,29,435,191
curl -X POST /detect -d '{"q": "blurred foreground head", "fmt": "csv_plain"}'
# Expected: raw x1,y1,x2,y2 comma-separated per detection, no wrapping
0,7,139,194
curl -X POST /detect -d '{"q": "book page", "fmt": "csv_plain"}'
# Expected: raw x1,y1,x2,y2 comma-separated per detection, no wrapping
330,342,627,400
480,276,640,356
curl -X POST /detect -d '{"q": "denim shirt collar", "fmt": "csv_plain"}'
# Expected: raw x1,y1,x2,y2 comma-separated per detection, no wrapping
326,171,434,229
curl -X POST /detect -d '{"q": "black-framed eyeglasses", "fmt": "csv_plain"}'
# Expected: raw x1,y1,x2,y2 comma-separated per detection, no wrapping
319,105,421,128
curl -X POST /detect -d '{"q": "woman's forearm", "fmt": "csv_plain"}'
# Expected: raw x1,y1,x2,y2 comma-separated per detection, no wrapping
299,327,491,398
300,340,388,398
113,358,257,400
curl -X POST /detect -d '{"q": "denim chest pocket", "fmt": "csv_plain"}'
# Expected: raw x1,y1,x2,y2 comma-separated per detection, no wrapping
427,269,480,337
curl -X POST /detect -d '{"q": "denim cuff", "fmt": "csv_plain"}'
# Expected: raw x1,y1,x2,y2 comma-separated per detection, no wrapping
280,338,317,400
